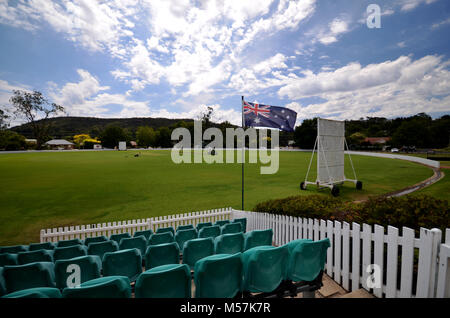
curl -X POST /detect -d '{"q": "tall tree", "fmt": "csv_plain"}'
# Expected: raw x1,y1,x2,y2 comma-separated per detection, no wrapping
0,108,9,130
136,126,156,147
9,90,64,149
100,125,127,149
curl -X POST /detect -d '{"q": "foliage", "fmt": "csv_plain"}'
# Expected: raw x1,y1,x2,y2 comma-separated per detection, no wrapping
100,125,128,148
0,108,9,130
73,134,91,146
254,194,449,233
0,130,27,150
136,126,156,147
8,90,64,149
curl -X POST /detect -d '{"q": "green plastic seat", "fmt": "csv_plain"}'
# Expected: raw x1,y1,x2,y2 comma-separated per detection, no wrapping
0,245,28,254
214,233,245,255
56,239,83,248
0,267,6,296
0,253,19,266
17,249,53,265
53,245,87,262
221,222,242,235
103,249,142,282
286,239,331,282
175,229,197,251
232,218,247,233
182,238,214,269
194,253,243,298
148,232,174,246
62,276,131,298
177,224,194,232
28,242,55,251
198,225,221,239
87,241,119,260
83,235,108,246
133,229,153,240
54,255,102,289
135,264,191,298
244,229,273,251
119,236,147,257
110,233,131,245
196,222,212,232
145,242,179,270
2,287,62,298
214,220,230,227
3,262,56,293
242,245,288,293
156,227,175,236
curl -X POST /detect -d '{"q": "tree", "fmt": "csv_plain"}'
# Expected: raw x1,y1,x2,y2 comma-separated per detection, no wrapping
293,118,317,149
73,134,91,148
0,108,9,130
9,90,64,149
100,126,127,148
348,132,367,147
136,126,156,148
155,126,172,148
0,130,27,150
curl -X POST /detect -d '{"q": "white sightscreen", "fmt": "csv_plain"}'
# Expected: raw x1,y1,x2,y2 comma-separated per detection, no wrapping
317,118,345,184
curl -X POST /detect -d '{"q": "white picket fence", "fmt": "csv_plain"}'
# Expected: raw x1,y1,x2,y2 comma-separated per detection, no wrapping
40,208,233,242
40,207,450,298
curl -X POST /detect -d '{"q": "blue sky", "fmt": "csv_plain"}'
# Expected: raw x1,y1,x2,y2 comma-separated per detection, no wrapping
0,0,449,127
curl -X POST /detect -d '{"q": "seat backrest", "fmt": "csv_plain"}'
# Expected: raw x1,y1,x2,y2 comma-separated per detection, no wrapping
194,253,243,298
0,267,6,296
133,229,153,240
0,245,28,254
87,241,119,261
156,227,175,236
119,236,147,256
135,264,191,298
148,232,174,246
286,238,330,282
244,229,273,251
182,238,214,269
109,233,131,245
62,275,131,298
2,287,62,298
214,233,245,254
214,220,230,227
144,242,179,270
53,245,87,262
3,262,56,293
242,245,288,293
17,249,53,265
54,255,101,289
221,223,242,235
83,236,108,246
55,239,82,248
102,249,142,282
28,242,55,251
175,229,198,250
232,218,247,233
0,253,19,267
196,222,212,232
198,225,221,239
177,225,194,232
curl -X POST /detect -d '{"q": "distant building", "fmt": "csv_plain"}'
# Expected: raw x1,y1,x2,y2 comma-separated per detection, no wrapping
25,139,37,144
44,139,74,150
130,141,137,148
364,137,391,145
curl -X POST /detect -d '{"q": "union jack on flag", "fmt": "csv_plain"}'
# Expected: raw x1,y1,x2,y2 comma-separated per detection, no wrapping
242,100,297,132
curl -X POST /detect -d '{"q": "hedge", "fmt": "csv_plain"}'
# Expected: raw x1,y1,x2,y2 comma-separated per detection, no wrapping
253,194,450,234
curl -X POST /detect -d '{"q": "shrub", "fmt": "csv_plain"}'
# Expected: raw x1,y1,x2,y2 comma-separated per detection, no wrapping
253,194,449,233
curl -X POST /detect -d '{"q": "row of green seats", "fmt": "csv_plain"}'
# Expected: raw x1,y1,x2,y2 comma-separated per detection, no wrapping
1,238,330,298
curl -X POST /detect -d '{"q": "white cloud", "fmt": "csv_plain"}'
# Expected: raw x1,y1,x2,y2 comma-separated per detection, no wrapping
399,0,438,12
431,17,450,29
317,18,350,45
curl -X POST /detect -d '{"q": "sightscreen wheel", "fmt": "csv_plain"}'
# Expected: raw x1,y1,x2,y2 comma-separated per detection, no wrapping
331,185,340,197
300,182,307,190
356,181,363,190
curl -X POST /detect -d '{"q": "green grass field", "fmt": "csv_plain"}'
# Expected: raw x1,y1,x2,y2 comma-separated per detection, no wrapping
0,150,436,245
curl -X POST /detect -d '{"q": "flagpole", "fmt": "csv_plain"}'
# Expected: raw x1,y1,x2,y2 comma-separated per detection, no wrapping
241,96,245,211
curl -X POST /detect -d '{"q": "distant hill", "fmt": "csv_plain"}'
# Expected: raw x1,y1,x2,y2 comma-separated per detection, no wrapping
10,116,194,138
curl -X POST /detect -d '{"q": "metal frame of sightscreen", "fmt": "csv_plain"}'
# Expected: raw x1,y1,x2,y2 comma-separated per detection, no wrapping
302,118,358,194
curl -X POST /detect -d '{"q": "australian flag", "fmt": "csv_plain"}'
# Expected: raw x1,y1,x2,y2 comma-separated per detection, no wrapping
243,100,297,132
